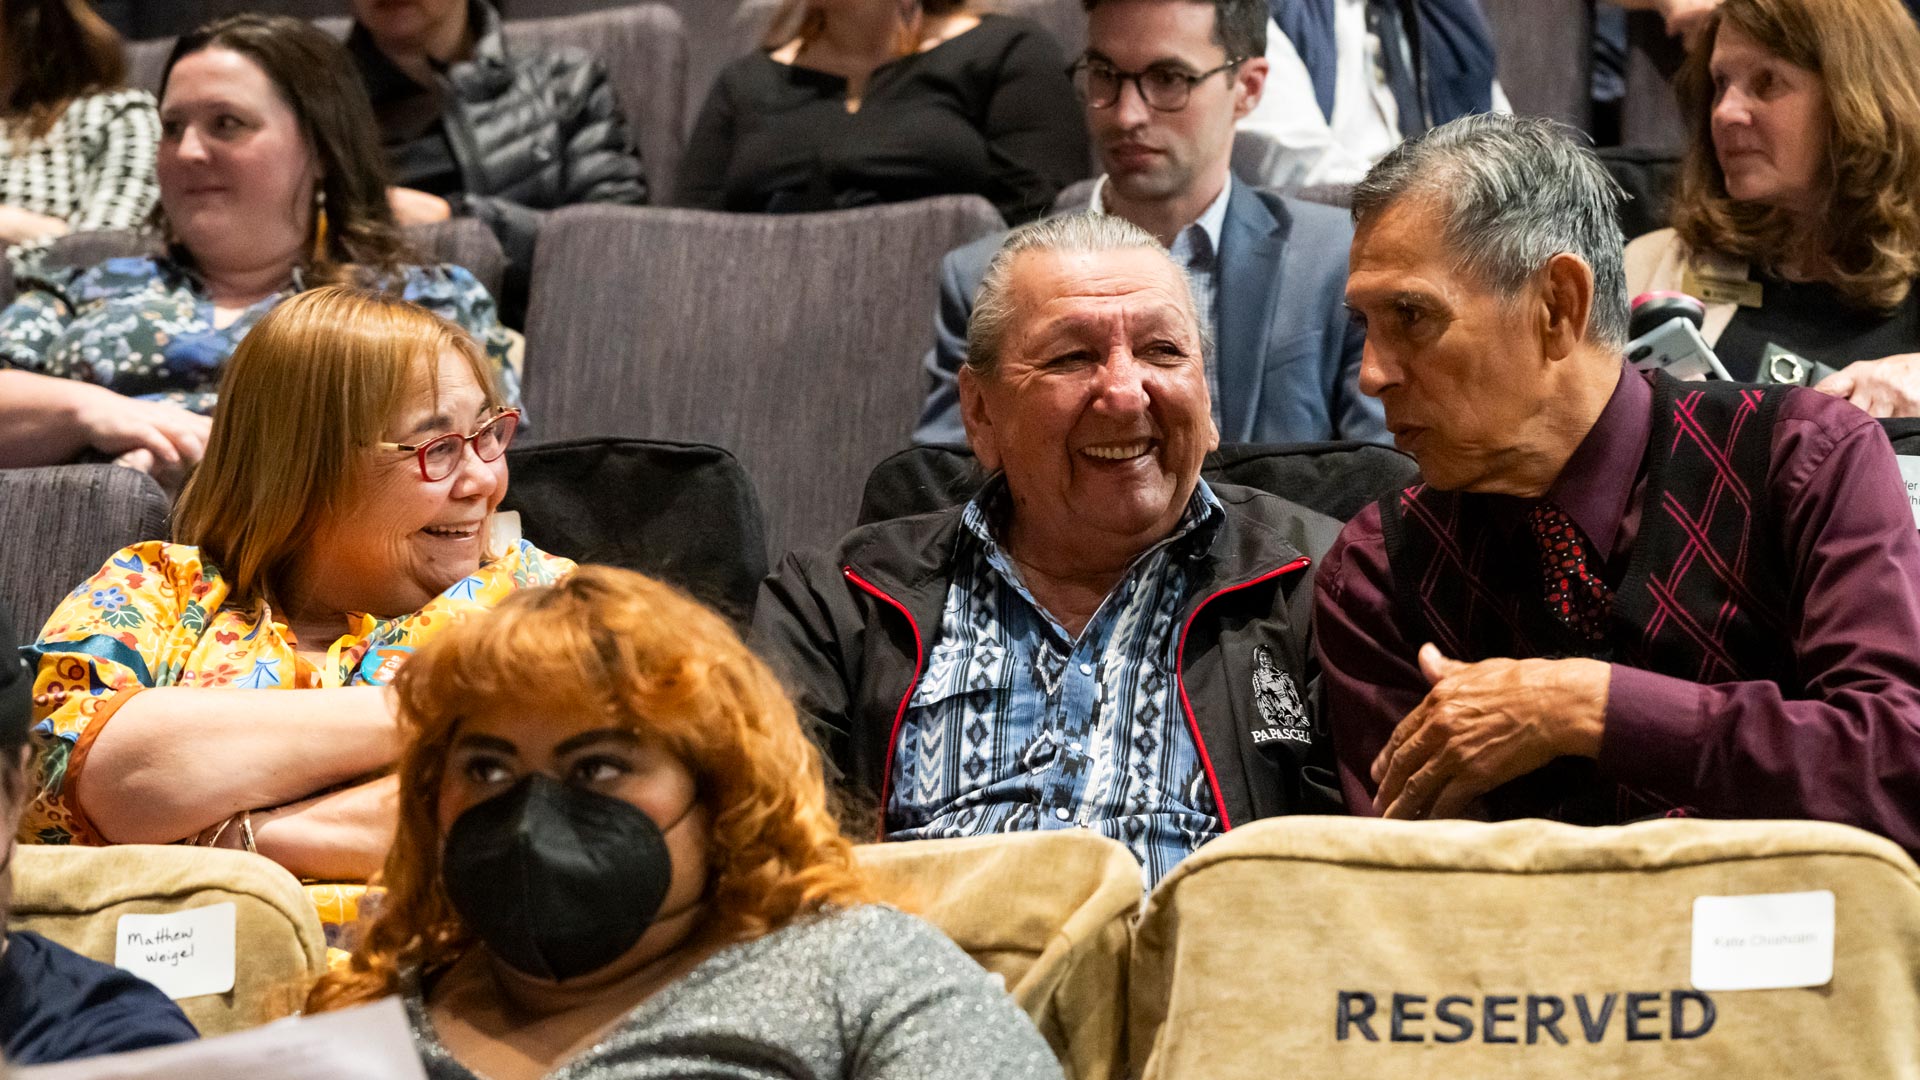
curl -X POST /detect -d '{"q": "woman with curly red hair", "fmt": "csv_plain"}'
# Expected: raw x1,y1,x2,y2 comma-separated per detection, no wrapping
308,565,1061,1080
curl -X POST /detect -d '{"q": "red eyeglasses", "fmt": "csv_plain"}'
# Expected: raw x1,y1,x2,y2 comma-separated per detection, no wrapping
378,408,520,482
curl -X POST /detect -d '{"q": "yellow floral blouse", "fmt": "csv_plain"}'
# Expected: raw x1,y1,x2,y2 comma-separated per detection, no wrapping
21,538,574,942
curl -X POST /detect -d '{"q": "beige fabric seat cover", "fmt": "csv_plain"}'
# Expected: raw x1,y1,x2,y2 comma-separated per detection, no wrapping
1130,817,1920,1079
11,844,328,1035
857,830,1142,1080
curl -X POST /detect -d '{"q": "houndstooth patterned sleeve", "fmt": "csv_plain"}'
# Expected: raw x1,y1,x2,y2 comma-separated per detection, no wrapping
64,90,161,235
3,91,161,277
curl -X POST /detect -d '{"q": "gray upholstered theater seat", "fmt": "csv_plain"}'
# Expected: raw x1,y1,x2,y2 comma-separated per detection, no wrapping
124,16,352,93
1479,0,1593,130
122,35,174,99
0,466,171,636
123,0,349,40
1621,10,1691,152
406,217,515,302
521,196,1007,559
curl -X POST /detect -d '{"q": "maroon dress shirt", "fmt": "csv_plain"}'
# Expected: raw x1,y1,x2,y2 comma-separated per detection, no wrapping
1316,362,1920,850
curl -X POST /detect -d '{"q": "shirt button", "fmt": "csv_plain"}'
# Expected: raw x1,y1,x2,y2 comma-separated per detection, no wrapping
1079,663,1094,675
1054,808,1072,821
1069,741,1083,752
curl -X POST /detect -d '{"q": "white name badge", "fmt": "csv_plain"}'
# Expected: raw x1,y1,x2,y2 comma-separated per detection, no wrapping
1897,457,1920,528
115,902,237,1001
1691,890,1835,992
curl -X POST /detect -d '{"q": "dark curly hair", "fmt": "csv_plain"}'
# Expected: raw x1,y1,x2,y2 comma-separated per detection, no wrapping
306,567,874,1011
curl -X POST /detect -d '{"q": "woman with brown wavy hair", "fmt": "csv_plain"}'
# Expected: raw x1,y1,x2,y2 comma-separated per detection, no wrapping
1624,0,1920,414
0,13,515,489
308,566,1061,1080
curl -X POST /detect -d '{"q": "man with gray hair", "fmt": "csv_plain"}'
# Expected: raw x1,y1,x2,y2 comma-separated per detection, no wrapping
757,213,1341,885
1318,113,1920,850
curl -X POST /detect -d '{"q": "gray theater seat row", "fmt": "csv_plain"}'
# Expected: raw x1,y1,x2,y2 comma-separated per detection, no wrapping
521,196,1008,558
0,466,171,638
1480,0,1592,131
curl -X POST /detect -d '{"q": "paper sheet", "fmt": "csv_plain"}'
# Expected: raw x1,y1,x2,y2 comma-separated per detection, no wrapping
14,997,428,1080
1896,457,1920,528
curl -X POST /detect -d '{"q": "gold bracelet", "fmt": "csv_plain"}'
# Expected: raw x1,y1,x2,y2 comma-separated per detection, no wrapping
201,814,234,848
238,810,256,854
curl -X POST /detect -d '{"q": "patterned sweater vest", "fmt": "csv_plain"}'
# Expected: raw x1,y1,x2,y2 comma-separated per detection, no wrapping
1377,372,1796,823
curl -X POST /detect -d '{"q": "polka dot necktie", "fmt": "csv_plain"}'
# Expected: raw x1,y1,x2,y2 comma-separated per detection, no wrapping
1525,502,1612,643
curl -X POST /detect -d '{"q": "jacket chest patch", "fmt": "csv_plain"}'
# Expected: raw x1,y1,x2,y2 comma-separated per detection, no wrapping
1251,645,1310,745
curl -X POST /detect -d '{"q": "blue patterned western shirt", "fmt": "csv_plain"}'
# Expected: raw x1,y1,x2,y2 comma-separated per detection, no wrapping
887,477,1227,886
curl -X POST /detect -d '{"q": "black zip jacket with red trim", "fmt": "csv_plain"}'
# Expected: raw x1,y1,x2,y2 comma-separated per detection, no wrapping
751,482,1346,835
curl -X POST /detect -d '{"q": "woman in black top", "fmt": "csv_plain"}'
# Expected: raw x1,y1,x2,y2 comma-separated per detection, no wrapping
677,0,1089,224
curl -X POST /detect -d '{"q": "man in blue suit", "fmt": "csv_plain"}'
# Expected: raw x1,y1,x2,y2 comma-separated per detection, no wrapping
913,0,1385,447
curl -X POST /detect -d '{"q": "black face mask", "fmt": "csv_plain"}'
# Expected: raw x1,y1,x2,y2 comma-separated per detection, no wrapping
441,773,678,983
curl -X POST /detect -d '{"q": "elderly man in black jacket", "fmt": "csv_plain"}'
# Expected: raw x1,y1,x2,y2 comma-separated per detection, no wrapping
755,213,1342,886
348,0,648,322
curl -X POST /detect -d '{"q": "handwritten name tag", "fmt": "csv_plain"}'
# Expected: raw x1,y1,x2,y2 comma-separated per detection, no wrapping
1897,458,1920,528
1691,890,1835,992
115,902,237,1001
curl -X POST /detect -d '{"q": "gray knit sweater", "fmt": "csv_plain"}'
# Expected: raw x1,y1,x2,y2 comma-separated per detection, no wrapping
403,904,1064,1080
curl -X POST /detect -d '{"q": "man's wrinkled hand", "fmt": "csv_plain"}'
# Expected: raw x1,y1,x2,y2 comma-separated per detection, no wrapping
1370,644,1610,820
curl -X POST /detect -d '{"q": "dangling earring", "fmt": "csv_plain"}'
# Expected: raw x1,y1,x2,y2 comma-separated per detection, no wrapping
310,188,329,264
894,0,923,55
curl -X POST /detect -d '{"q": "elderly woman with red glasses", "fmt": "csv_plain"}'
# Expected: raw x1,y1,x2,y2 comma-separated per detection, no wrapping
19,285,570,944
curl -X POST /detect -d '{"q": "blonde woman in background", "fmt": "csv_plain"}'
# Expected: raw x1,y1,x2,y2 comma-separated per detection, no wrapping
21,286,570,946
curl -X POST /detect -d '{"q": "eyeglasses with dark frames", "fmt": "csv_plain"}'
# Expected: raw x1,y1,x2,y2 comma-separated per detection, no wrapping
1068,57,1247,112
378,408,520,482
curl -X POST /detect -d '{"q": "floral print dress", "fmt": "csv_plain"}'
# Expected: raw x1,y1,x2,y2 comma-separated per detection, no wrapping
0,255,521,413
21,537,573,944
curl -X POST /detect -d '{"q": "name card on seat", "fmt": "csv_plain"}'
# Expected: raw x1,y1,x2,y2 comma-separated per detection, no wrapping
115,902,236,1000
1691,890,1834,991
1897,458,1920,528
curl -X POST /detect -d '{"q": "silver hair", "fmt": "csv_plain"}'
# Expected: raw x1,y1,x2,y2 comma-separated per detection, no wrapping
965,212,1212,374
1350,113,1631,349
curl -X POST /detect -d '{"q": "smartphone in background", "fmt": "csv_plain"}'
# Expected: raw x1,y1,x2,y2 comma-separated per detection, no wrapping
1626,317,1732,381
